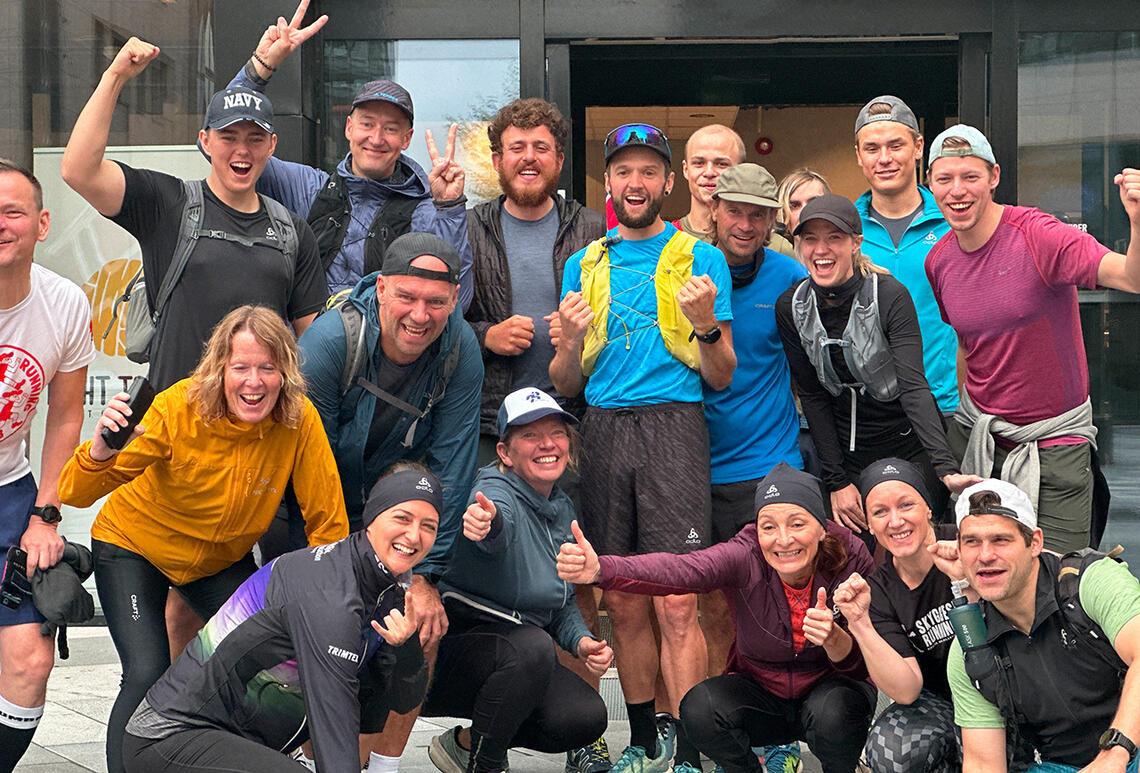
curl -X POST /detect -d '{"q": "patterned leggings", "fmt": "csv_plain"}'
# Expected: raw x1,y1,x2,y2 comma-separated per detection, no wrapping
863,691,961,773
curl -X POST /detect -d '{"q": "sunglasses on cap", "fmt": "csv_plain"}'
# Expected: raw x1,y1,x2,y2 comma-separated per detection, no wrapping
604,123,672,163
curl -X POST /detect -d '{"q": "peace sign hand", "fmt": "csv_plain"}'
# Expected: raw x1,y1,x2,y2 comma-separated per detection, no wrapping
426,124,466,203
251,0,328,74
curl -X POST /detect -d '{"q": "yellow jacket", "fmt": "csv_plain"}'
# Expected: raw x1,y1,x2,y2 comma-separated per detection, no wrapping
578,231,701,375
60,379,348,585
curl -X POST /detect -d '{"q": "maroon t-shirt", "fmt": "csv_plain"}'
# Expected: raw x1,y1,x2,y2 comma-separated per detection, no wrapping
925,206,1105,433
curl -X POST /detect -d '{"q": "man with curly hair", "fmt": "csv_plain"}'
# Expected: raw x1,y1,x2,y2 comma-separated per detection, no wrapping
463,96,610,773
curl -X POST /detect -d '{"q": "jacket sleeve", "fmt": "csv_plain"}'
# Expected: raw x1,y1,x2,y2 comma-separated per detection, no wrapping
298,311,349,449
417,322,484,576
285,597,364,773
57,391,175,507
548,596,594,656
411,198,474,312
881,280,959,478
775,288,850,491
463,210,494,349
598,532,755,595
292,400,351,546
228,65,328,216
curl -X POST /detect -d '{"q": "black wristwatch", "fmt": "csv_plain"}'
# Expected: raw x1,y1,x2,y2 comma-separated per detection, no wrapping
1099,728,1138,762
30,505,62,525
689,324,722,344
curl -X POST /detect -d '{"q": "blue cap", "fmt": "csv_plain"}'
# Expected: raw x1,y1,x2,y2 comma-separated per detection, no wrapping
928,124,996,167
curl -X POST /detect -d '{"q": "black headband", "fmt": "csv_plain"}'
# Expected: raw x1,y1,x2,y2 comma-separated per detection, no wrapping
857,457,931,507
363,468,444,527
754,462,828,527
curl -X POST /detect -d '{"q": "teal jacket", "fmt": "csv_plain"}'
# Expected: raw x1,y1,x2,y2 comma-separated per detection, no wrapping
298,271,482,574
439,464,593,655
855,187,959,413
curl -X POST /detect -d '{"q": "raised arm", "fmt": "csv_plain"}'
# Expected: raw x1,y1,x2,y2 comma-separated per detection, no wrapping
549,291,592,398
1098,168,1140,293
61,38,160,216
240,0,328,84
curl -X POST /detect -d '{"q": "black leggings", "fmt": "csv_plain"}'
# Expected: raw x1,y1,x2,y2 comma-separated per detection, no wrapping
422,602,607,772
93,540,257,773
122,728,305,772
680,672,876,773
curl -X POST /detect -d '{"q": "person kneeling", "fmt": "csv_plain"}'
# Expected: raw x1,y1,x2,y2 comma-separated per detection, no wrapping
559,463,876,773
120,465,442,773
423,388,610,773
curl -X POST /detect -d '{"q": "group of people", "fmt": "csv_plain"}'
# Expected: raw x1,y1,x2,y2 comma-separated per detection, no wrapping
2,2,1140,772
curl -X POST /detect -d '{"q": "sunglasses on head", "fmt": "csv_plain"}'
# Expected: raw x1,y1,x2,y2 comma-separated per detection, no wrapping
605,123,671,162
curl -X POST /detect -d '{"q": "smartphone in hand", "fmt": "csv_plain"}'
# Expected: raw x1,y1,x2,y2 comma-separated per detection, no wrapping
100,377,156,451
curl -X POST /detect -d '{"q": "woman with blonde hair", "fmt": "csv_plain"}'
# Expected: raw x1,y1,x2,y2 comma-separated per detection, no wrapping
774,195,976,537
60,304,348,773
777,168,831,239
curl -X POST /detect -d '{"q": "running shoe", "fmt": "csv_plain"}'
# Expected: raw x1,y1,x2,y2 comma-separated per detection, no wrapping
610,722,676,773
429,726,470,773
756,742,802,773
673,763,703,773
290,747,317,771
566,736,613,773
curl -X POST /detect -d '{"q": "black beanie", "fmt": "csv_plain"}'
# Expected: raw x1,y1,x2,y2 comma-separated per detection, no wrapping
363,468,445,528
754,462,827,527
857,457,931,507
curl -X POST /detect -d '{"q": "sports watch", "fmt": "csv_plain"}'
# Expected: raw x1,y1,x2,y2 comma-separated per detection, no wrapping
689,324,722,344
1099,728,1138,762
30,505,62,525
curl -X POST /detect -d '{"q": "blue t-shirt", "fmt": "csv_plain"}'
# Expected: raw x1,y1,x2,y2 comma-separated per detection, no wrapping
561,224,733,408
704,250,807,484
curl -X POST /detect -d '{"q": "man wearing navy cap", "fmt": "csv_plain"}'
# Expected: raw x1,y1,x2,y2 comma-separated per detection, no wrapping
228,1,474,305
62,35,328,393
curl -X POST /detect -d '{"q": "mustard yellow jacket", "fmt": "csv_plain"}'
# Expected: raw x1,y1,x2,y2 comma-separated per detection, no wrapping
60,379,348,585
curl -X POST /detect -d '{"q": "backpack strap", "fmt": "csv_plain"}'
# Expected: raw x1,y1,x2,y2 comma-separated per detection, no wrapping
362,194,422,277
1055,547,1128,677
307,174,352,272
152,179,205,328
258,194,299,284
337,302,368,395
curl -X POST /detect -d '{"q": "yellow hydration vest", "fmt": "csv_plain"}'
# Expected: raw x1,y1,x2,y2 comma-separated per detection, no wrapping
578,231,702,376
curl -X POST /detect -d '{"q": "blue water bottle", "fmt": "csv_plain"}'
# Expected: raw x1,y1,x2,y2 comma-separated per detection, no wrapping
948,578,987,650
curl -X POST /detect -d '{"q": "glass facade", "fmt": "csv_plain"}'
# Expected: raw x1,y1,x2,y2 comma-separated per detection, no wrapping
1019,32,1140,544
321,38,520,204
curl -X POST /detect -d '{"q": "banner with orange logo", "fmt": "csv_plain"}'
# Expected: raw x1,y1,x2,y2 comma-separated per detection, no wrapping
30,146,208,550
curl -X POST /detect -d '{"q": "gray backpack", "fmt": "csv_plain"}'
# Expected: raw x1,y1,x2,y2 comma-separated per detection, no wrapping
104,180,298,363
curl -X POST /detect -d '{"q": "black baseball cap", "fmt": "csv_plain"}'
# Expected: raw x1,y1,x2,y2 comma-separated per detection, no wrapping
203,87,274,134
793,193,863,236
604,123,672,164
351,79,414,123
382,232,460,285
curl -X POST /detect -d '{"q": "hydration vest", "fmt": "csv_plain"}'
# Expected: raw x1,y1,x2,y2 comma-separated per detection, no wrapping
306,174,421,275
578,231,702,376
791,272,900,402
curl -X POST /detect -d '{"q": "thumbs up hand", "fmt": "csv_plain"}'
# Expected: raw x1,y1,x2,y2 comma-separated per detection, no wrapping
462,491,497,542
802,587,836,648
557,520,601,584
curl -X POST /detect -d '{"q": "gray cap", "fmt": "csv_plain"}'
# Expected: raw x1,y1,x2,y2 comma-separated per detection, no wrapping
203,87,274,134
855,95,919,134
928,124,997,167
351,79,414,123
713,163,779,208
381,232,460,285
955,479,1037,531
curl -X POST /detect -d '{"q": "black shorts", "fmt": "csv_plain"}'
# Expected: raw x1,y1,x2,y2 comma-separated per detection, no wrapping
710,478,762,544
578,402,711,556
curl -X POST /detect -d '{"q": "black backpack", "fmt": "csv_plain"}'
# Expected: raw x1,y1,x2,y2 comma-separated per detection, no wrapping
306,174,421,274
104,180,298,363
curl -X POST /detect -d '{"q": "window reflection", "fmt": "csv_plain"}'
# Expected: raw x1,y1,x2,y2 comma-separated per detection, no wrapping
321,38,520,204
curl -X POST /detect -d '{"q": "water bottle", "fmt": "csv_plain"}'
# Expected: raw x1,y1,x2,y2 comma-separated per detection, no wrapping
948,578,987,651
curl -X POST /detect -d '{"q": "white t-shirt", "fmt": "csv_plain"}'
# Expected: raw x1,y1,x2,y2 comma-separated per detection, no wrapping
0,264,96,487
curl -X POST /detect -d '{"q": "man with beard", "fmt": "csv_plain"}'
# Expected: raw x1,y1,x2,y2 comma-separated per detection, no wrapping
550,124,735,773
463,97,610,773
